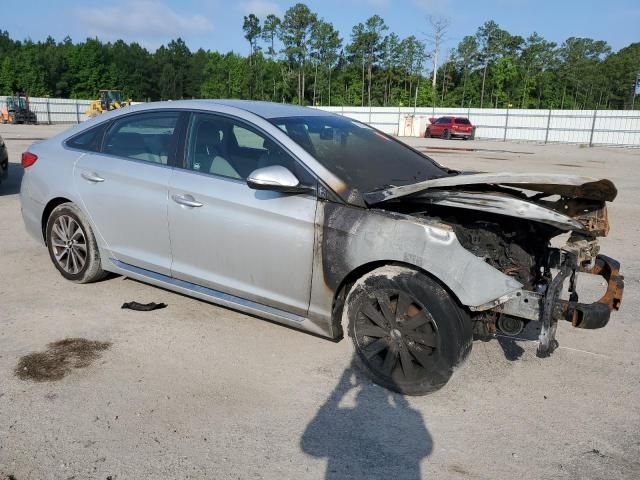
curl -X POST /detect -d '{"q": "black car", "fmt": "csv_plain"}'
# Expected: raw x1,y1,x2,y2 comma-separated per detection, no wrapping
0,134,7,184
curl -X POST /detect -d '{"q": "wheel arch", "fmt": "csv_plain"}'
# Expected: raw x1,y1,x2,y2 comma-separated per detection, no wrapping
41,197,73,244
330,259,468,340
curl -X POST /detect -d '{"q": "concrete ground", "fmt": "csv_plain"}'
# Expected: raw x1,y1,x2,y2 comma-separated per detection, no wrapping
1,124,639,480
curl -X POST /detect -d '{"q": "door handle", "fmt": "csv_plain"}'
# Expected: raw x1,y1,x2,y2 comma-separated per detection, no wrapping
171,194,203,208
81,171,105,183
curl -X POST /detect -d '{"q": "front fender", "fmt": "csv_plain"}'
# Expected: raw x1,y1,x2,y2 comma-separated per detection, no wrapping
307,202,522,337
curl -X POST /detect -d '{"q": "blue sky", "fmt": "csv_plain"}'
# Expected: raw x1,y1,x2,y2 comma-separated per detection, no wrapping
3,0,638,55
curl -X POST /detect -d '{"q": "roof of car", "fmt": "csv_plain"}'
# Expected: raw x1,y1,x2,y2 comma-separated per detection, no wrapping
210,100,329,119
120,99,330,120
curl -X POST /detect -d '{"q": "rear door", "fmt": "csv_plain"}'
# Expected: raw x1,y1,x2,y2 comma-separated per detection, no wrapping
73,110,185,275
167,112,318,315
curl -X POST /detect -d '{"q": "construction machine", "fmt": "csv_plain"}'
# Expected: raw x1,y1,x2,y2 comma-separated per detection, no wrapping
1,93,38,124
86,90,131,117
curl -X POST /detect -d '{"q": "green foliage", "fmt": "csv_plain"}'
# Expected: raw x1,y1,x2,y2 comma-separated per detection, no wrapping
0,10,637,110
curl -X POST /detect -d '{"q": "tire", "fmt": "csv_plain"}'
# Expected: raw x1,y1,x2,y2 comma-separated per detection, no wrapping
425,128,431,138
443,129,451,140
343,265,472,395
45,203,106,283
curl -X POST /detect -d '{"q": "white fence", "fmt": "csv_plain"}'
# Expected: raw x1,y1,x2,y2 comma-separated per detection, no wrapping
0,96,92,124
315,106,640,147
1,96,638,147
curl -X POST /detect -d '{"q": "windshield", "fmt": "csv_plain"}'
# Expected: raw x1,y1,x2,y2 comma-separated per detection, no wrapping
269,115,449,194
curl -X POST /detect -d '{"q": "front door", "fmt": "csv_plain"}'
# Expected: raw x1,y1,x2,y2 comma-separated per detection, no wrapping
168,112,318,315
73,110,183,275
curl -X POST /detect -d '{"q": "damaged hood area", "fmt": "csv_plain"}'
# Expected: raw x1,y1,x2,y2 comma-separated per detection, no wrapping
364,172,618,204
364,172,617,234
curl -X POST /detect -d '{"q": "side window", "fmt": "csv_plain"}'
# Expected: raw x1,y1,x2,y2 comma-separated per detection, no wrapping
66,123,107,152
103,112,180,165
185,113,315,185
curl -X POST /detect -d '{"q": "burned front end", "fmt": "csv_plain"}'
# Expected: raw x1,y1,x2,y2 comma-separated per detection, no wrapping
364,173,624,357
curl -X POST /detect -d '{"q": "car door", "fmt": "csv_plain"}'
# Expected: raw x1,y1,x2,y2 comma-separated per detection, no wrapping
168,112,318,316
431,118,445,136
73,110,184,276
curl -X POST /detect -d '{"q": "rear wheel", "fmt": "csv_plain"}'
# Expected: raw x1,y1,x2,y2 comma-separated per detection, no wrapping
46,203,106,283
343,266,472,395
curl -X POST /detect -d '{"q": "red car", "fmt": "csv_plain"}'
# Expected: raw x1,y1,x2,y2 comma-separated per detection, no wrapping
425,116,475,140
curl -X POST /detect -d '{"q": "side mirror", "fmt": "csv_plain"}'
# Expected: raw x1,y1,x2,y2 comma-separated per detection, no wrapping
246,165,309,193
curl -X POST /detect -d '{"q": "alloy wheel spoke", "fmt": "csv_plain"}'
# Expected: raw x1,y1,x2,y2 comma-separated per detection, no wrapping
55,248,69,262
362,303,388,329
411,329,438,349
64,249,72,271
65,218,75,239
362,338,389,359
407,343,433,369
398,343,417,380
381,346,398,376
74,247,86,264
374,292,395,326
403,311,430,332
358,324,387,338
395,292,412,322
53,223,67,242
70,227,83,241
69,248,79,273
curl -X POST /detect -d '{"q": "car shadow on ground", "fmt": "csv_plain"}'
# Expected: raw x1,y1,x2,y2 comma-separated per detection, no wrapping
495,321,541,361
301,359,432,480
0,163,24,196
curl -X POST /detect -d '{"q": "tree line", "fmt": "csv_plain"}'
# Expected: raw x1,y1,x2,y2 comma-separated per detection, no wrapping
0,2,638,109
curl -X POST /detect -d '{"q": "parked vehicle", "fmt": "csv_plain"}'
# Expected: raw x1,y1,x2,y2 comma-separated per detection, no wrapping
425,116,475,140
20,101,623,395
86,90,131,118
0,134,7,184
1,93,38,125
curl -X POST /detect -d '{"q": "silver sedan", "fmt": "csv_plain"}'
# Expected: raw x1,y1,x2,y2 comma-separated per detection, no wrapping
20,100,624,395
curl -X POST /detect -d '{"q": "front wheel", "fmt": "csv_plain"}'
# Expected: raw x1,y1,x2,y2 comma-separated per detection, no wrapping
46,203,106,283
443,129,451,140
343,265,472,395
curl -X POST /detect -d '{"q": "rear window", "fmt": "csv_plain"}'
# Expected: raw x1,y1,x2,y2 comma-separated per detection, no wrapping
103,112,180,165
454,118,471,125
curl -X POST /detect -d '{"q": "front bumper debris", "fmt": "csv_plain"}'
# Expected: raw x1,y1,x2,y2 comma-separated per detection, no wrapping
491,254,624,357
555,255,624,329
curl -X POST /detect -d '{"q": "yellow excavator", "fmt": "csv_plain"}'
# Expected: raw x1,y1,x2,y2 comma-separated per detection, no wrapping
86,90,131,117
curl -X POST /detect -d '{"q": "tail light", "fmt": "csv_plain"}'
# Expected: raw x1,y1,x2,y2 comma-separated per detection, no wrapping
21,151,38,168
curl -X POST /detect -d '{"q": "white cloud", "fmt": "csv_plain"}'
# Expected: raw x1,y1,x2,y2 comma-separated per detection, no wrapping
75,0,213,41
241,0,281,17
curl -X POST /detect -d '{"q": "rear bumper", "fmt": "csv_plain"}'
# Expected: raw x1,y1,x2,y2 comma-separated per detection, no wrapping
555,255,624,329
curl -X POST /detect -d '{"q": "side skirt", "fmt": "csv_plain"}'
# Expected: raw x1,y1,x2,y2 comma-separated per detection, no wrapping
108,259,331,338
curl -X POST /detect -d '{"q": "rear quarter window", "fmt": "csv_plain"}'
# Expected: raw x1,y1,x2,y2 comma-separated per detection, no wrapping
455,118,471,125
65,123,107,152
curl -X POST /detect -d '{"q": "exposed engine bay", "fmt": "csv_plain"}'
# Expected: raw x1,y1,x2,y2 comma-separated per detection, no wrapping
370,172,624,357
